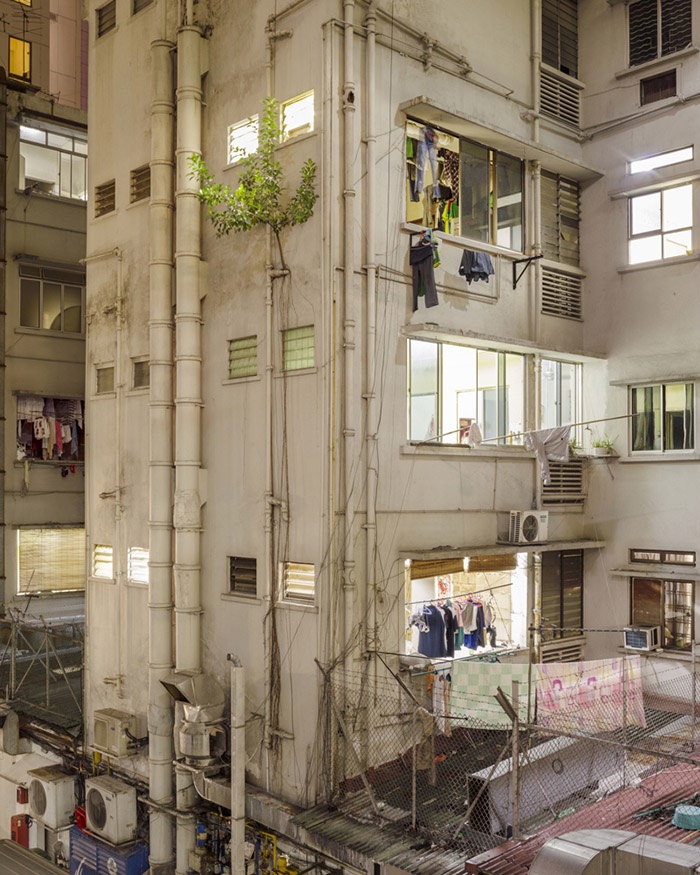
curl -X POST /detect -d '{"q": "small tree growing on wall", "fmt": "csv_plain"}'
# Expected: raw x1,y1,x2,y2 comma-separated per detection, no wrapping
189,96,318,267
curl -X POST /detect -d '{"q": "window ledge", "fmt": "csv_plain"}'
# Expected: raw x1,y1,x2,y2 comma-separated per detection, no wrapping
402,221,524,261
618,252,700,274
278,599,318,613
89,576,116,585
615,45,699,79
13,590,85,600
619,452,700,463
15,326,85,340
619,645,695,661
402,442,529,459
14,460,84,467
276,367,317,378
15,188,88,207
221,592,262,605
223,375,261,386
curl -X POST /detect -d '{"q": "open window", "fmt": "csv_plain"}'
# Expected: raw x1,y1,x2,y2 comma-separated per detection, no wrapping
18,527,86,594
16,395,84,463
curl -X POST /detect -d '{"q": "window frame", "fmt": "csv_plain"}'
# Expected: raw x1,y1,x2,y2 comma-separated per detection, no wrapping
228,336,258,379
631,576,694,651
628,0,692,68
96,0,117,37
407,338,526,447
228,556,257,598
540,172,580,266
96,365,115,395
127,547,149,584
281,92,314,142
541,0,578,78
630,381,695,453
282,325,315,372
132,359,150,389
130,165,150,203
540,358,581,438
281,561,315,603
19,263,85,335
17,527,86,594
92,544,114,579
541,549,584,640
19,119,88,202
227,116,259,164
95,179,116,217
628,182,693,264
9,36,31,82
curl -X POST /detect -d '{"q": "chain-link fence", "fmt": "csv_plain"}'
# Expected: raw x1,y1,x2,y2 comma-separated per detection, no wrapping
327,641,700,856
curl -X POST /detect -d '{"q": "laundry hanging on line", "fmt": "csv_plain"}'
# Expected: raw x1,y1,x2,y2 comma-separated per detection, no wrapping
459,249,495,285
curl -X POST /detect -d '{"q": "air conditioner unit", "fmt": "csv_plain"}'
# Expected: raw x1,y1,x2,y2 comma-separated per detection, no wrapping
27,766,75,830
508,510,549,544
85,775,137,845
93,708,136,758
623,626,662,651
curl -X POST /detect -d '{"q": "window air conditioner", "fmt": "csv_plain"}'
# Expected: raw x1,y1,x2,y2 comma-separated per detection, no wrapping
85,775,137,845
93,707,136,758
508,510,549,544
27,766,75,830
623,626,662,652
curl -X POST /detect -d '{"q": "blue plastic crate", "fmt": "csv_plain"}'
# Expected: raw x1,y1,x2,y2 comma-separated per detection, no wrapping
69,826,149,875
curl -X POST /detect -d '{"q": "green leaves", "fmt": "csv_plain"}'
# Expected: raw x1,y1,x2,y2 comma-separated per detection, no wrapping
189,97,318,239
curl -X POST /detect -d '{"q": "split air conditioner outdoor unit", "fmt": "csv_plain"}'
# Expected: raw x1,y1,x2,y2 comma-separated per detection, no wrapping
623,626,662,652
508,510,549,544
93,708,136,758
27,766,75,830
85,775,137,845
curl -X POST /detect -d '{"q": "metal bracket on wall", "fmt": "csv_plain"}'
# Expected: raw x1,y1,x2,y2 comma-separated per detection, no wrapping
512,254,543,289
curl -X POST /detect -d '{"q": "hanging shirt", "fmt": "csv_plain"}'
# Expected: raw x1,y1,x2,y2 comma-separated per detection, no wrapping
417,605,447,658
525,425,571,485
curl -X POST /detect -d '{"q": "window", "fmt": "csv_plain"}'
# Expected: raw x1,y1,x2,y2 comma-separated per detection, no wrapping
632,577,693,650
631,382,694,451
19,120,88,201
283,326,315,371
96,366,115,394
628,183,692,263
408,339,525,446
281,92,314,142
541,550,583,639
282,561,315,602
630,547,696,565
128,547,149,584
18,527,85,594
93,544,113,579
228,336,257,379
541,172,580,266
229,556,257,597
9,36,31,81
130,165,150,202
542,0,578,77
405,122,523,250
629,0,691,67
19,263,84,333
227,116,259,163
96,0,117,36
95,180,116,217
16,395,84,462
132,0,152,12
13,0,32,6
541,359,580,434
630,146,693,174
641,69,677,105
133,359,150,389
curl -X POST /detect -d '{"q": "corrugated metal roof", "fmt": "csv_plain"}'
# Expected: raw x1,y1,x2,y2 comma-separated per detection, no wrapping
466,761,700,875
0,840,64,874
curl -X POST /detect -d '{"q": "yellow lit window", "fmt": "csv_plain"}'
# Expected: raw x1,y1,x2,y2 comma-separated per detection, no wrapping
13,0,31,6
9,37,31,81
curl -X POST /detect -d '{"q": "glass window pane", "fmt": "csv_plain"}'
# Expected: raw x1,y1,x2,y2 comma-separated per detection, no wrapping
20,279,40,328
662,184,692,231
443,344,476,444
632,578,663,627
559,362,577,425
477,349,499,440
59,152,72,198
540,359,559,430
409,340,438,441
72,155,87,200
20,142,59,192
629,235,662,264
663,228,692,258
20,126,45,144
496,153,523,251
504,353,525,443
631,192,661,234
460,141,490,244
47,133,73,150
74,140,88,156
664,382,693,450
42,282,62,330
665,580,693,650
631,385,661,450
63,286,83,333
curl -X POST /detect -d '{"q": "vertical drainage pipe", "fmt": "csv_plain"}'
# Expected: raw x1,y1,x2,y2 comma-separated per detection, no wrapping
0,75,7,613
174,21,204,875
531,0,542,143
342,0,357,673
364,1,378,656
148,36,176,875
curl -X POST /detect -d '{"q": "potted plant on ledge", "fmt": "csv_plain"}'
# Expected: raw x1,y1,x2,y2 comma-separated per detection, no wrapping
591,434,617,457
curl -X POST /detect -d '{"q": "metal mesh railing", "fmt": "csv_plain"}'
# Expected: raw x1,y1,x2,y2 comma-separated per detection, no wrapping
327,643,700,854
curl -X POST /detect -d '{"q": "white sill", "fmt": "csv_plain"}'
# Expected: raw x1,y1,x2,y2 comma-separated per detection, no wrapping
275,367,317,378
13,590,85,600
619,452,700,463
221,592,262,605
618,252,700,274
620,645,695,661
89,576,116,585
402,221,524,261
15,326,85,340
278,599,318,613
401,442,529,459
222,375,261,386
15,188,88,208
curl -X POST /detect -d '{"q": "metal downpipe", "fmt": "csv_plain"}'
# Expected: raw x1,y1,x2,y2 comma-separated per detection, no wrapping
148,37,176,874
174,21,204,875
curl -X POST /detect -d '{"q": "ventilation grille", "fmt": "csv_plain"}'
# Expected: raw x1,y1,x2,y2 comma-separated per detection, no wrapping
229,556,257,597
95,180,115,217
130,165,150,203
541,267,582,319
96,1,116,37
540,635,586,663
540,66,581,127
542,458,585,505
